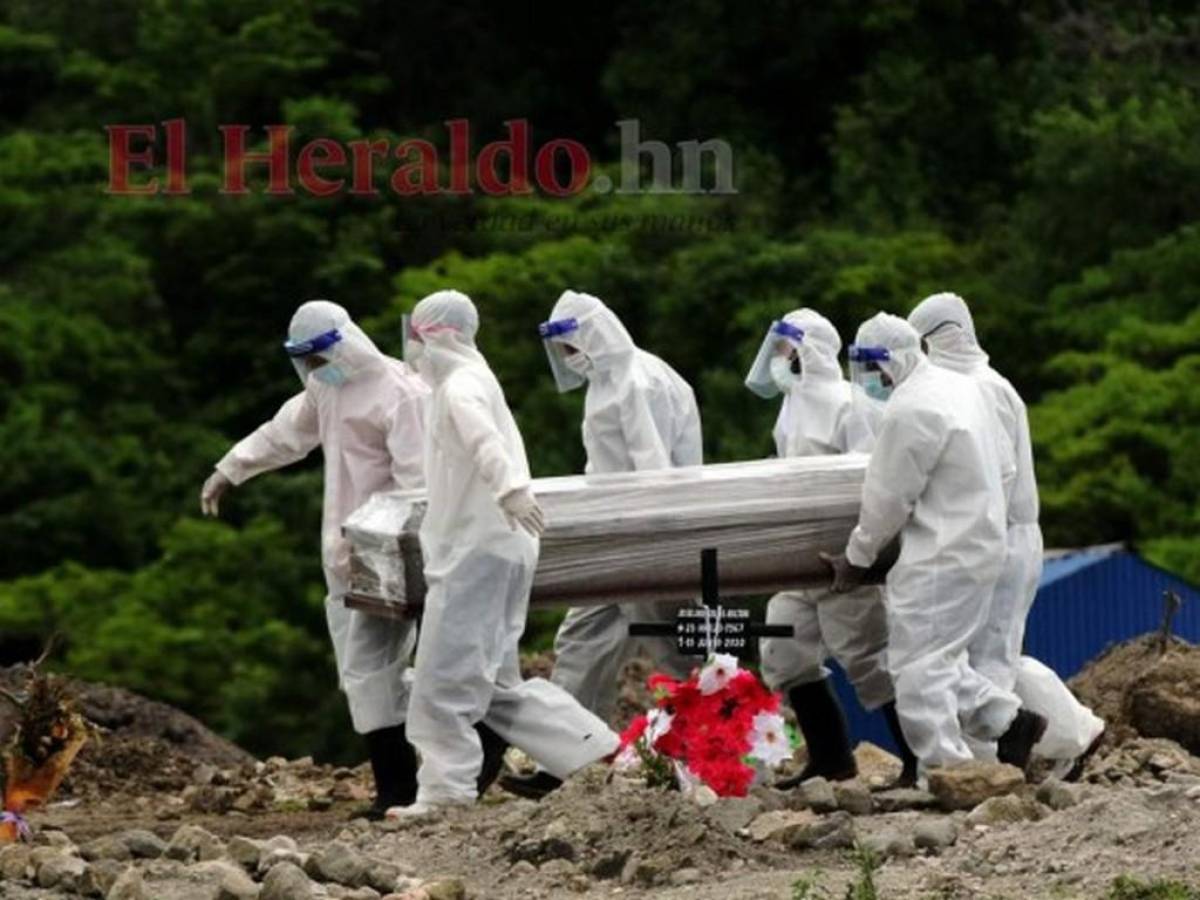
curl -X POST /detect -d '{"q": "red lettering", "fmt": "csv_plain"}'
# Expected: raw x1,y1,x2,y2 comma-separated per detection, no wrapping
535,139,590,196
297,139,346,197
477,119,532,195
220,125,293,195
347,139,389,196
446,118,470,194
105,125,158,195
391,140,440,195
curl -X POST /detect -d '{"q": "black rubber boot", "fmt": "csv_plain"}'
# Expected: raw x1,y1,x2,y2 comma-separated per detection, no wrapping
997,709,1049,773
1064,727,1105,784
476,722,509,796
353,724,418,820
881,701,920,788
775,679,858,790
498,770,564,800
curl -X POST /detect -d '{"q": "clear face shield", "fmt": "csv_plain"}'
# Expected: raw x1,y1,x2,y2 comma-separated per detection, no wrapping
745,320,804,399
283,327,344,387
848,344,895,402
538,316,588,393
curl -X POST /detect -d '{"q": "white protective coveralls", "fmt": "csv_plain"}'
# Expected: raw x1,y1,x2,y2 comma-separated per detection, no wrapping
749,310,893,711
213,300,427,735
844,312,1021,768
405,290,619,805
540,290,704,721
908,292,1104,765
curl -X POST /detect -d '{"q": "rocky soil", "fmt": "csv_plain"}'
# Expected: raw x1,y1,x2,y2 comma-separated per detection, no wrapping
1,637,1199,899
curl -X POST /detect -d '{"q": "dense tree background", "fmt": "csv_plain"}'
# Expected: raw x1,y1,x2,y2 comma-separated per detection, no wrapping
0,0,1197,762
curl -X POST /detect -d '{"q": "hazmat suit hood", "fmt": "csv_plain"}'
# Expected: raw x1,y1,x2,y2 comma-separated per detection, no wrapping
771,309,865,455
287,300,387,387
408,290,489,386
907,292,989,374
547,291,637,378
853,312,925,388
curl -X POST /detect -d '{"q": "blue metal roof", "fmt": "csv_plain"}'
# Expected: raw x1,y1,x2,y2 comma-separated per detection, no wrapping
831,546,1200,756
1038,544,1124,589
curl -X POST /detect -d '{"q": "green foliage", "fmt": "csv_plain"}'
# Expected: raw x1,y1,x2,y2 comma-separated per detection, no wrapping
0,0,1197,763
1107,874,1200,900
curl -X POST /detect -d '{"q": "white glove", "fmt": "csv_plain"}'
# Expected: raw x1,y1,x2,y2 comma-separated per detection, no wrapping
500,487,546,537
200,470,233,517
820,551,868,594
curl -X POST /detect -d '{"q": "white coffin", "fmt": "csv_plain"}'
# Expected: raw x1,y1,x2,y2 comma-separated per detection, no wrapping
342,455,887,613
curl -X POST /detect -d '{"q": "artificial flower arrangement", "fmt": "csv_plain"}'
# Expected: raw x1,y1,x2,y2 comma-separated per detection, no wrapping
613,653,798,798
0,662,93,843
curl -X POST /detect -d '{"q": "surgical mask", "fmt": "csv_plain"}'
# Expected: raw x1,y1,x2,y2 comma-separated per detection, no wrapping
769,355,796,392
861,372,892,402
313,363,349,387
563,352,593,377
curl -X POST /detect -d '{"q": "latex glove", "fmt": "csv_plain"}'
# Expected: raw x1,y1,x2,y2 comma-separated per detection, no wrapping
820,551,868,594
500,487,546,537
200,470,232,517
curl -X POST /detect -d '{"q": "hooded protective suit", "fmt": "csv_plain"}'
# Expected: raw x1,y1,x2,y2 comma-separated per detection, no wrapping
539,291,703,720
750,310,892,710
908,292,1104,765
844,312,1020,768
404,290,618,805
213,300,427,735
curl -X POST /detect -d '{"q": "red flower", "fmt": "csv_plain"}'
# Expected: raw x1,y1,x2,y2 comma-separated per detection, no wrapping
618,714,648,751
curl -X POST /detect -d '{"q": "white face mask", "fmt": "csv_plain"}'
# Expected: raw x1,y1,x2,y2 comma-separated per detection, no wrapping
770,355,797,392
563,351,593,377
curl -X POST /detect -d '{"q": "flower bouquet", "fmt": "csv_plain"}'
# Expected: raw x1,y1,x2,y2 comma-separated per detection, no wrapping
613,653,798,798
0,665,93,843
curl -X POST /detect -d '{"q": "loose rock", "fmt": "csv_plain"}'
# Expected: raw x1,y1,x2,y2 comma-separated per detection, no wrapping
36,852,88,890
873,787,938,812
81,859,125,898
424,878,467,900
121,831,168,860
966,794,1050,826
787,811,856,850
166,824,226,862
860,827,915,859
792,776,838,813
260,861,314,900
853,742,903,788
747,809,818,843
703,796,763,834
1036,778,1081,811
913,818,960,851
927,761,1025,810
107,867,148,900
306,842,368,887
833,779,874,815
81,836,133,863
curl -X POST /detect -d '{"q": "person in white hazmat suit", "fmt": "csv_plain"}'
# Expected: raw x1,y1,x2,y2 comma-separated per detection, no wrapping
745,309,918,787
393,289,619,816
824,312,1048,773
199,300,503,820
908,292,1105,776
500,290,704,800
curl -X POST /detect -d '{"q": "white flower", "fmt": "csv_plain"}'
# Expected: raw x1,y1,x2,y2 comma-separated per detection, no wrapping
613,744,641,772
673,762,717,806
698,653,740,695
748,712,793,768
645,708,674,745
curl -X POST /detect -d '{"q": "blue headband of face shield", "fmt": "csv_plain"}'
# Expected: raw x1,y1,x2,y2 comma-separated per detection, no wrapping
538,317,579,339
772,321,805,343
284,328,343,357
848,345,891,363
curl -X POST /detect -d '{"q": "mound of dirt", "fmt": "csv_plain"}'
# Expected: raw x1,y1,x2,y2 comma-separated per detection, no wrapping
1070,635,1200,753
0,666,253,799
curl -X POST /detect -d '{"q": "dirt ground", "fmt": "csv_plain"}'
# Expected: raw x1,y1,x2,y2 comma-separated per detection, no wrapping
2,640,1200,899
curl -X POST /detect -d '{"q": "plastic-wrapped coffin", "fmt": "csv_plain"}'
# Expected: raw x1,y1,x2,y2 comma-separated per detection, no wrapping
342,454,888,613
